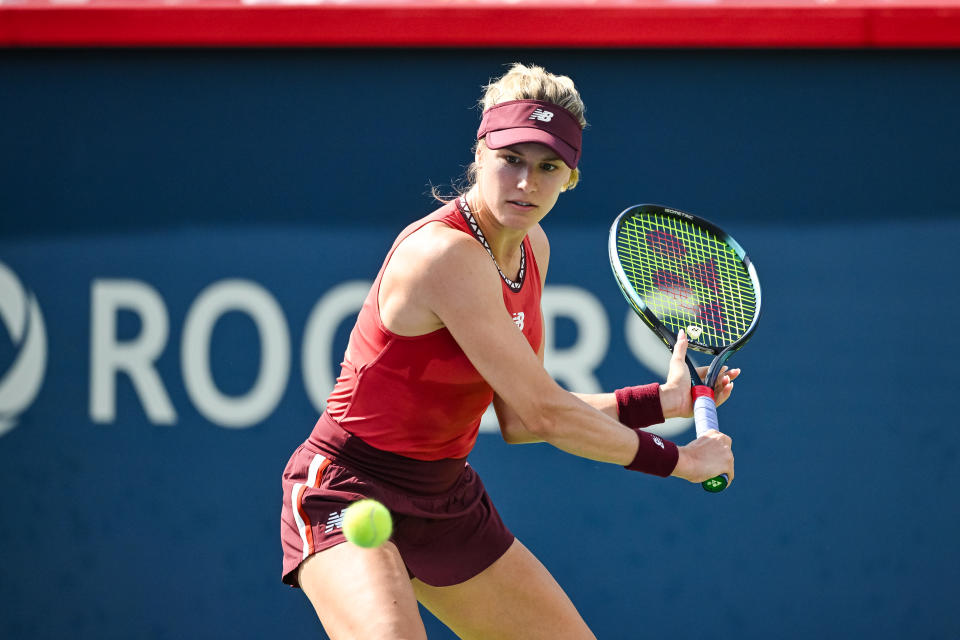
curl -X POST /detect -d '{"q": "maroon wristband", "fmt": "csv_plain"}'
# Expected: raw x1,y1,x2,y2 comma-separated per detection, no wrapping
624,429,679,477
614,383,664,430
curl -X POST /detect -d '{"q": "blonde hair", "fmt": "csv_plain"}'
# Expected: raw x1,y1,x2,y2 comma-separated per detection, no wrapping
435,63,586,200
479,63,587,130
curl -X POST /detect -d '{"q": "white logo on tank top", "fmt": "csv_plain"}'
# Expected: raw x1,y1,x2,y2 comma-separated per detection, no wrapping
512,311,525,330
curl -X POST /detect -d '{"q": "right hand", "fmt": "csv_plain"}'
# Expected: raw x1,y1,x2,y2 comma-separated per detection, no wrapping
659,330,740,419
671,430,734,485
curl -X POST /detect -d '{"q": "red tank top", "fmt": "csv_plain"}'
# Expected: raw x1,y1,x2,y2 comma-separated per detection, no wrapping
321,199,544,461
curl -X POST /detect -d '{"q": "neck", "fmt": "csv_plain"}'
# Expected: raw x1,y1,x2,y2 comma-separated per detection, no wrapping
464,189,526,264
460,192,527,290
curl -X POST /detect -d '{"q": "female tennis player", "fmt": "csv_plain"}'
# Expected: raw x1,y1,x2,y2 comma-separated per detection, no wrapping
280,63,738,639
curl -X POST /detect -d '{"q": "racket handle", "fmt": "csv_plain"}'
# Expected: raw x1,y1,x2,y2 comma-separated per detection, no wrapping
692,386,729,493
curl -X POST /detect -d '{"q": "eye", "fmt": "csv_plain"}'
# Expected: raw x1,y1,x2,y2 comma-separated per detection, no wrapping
504,155,521,164
541,162,558,172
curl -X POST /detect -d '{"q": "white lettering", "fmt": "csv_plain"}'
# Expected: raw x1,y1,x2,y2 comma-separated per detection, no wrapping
89,280,176,425
301,281,371,414
181,280,289,428
84,279,682,437
542,286,608,393
481,285,611,432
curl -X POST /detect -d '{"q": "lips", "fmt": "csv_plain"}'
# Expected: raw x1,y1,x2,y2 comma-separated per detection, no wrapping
507,200,536,209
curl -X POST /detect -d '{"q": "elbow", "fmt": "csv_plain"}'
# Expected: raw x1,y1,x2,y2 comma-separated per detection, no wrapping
518,402,561,442
497,406,555,445
500,429,536,445
499,415,544,444
496,387,568,444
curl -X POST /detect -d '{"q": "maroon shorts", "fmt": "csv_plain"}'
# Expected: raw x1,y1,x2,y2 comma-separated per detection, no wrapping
280,413,515,588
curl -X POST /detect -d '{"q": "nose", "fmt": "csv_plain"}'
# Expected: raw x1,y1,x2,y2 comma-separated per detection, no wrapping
517,167,536,192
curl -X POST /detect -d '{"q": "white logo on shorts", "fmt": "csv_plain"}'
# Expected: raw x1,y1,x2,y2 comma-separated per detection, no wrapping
325,509,345,533
529,109,554,122
652,435,664,449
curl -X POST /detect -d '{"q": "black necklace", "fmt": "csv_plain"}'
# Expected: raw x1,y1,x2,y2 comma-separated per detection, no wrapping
458,196,525,292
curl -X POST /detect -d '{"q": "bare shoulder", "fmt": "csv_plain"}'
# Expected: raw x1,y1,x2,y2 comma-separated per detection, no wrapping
389,221,491,280
380,221,499,335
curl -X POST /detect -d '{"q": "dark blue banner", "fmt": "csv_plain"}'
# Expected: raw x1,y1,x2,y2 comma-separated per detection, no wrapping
2,49,959,639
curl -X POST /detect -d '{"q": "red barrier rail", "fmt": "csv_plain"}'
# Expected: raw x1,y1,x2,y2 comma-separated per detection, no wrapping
1,0,959,48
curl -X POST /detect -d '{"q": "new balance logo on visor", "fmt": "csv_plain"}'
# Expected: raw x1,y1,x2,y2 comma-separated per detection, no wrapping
529,109,554,122
325,509,345,533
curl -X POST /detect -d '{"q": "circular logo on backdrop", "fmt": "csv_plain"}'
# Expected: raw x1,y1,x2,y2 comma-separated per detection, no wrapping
0,261,47,437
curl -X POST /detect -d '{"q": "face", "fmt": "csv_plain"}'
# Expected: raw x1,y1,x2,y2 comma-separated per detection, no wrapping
474,142,573,230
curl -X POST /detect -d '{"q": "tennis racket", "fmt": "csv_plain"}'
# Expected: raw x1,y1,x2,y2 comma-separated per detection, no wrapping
609,204,761,493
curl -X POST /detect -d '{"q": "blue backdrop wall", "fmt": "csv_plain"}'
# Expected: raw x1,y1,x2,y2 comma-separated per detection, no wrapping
2,49,959,639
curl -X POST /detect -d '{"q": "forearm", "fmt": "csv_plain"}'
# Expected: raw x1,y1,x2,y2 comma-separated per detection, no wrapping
574,382,668,427
548,401,677,477
533,393,643,466
570,391,617,421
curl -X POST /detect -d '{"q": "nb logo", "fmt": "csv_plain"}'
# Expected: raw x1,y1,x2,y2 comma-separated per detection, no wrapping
652,435,664,449
325,509,345,533
0,261,47,438
512,311,525,330
529,109,554,122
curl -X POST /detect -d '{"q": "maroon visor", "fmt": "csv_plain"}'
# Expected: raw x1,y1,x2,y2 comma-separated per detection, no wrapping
477,99,582,169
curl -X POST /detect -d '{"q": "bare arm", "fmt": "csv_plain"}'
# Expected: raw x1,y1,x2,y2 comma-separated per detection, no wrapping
382,223,733,481
407,226,638,466
492,335,623,443
491,225,709,441
495,390,619,444
495,343,741,443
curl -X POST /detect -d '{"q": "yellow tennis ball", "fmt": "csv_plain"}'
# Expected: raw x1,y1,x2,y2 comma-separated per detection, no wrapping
342,499,392,548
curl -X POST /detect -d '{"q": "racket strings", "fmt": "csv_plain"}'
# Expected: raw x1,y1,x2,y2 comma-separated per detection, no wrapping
616,215,756,348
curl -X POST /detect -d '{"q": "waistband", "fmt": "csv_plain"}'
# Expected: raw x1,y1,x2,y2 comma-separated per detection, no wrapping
306,412,469,495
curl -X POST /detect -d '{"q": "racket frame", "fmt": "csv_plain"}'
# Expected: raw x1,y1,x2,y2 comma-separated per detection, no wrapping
609,204,762,492
609,204,762,388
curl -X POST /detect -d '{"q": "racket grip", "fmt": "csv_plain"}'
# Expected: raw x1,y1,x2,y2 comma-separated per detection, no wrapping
692,386,729,493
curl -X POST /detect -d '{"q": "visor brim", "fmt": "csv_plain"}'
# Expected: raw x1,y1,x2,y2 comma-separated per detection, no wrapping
484,128,579,170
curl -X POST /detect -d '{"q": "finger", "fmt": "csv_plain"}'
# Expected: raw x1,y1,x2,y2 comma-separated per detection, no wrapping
695,363,727,384
672,329,687,358
700,365,735,378
712,369,740,393
666,331,689,385
716,432,734,485
716,381,734,406
669,330,688,367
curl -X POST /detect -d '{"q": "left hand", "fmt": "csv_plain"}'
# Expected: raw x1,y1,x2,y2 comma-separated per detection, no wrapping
659,329,740,419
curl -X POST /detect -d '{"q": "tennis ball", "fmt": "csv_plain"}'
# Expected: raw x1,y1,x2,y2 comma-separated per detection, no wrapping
342,499,392,548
